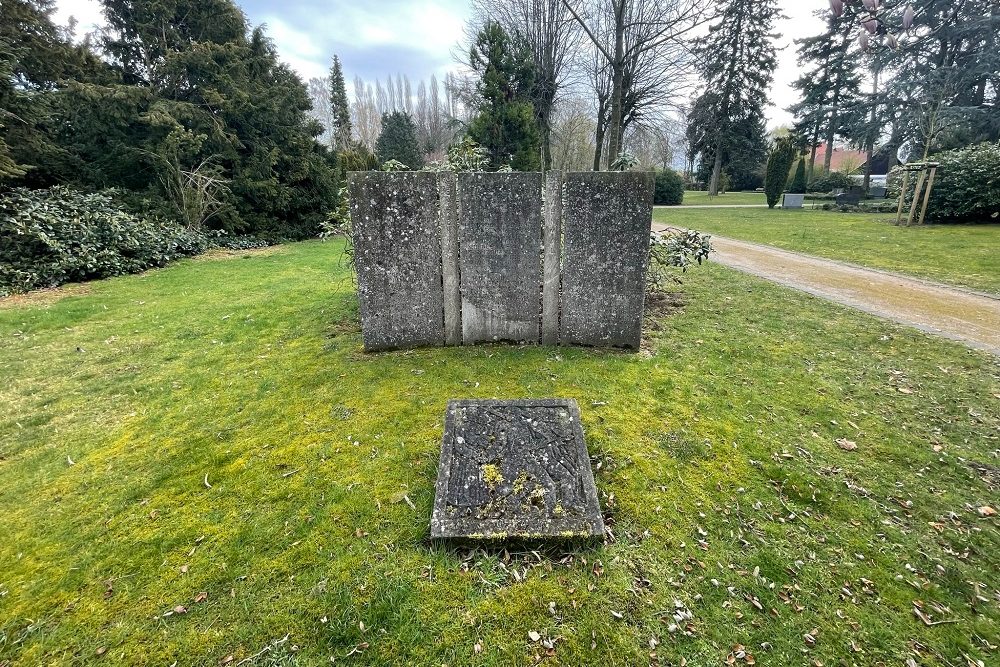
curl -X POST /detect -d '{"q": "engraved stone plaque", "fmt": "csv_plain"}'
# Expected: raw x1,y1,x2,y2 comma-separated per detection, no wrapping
430,399,604,541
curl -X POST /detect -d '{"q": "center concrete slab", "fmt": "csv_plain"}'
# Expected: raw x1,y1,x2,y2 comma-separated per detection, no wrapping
456,172,543,344
430,399,605,542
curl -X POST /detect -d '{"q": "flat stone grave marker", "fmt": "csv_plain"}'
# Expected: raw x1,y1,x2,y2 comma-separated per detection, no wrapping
430,399,604,542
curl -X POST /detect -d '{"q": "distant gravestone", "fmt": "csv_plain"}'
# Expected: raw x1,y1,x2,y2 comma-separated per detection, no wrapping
349,171,444,350
457,172,543,344
430,399,605,541
560,172,654,348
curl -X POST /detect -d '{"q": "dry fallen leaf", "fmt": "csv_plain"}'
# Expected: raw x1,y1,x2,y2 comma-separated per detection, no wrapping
96,647,106,656
173,605,188,615
978,506,997,517
528,631,541,642
180,564,189,574
474,641,483,654
219,656,234,665
194,592,208,603
836,438,857,451
897,387,913,394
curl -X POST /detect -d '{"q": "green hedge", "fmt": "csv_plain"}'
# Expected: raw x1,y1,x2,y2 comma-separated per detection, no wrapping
1,187,209,296
654,169,684,205
807,171,854,193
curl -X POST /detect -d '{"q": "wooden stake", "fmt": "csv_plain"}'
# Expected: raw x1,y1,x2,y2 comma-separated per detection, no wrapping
895,170,910,225
906,167,928,226
917,165,937,226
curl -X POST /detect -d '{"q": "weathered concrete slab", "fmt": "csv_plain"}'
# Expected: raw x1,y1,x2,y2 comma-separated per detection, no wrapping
560,172,653,348
438,173,461,346
348,171,444,351
430,398,605,541
457,173,543,344
541,171,562,345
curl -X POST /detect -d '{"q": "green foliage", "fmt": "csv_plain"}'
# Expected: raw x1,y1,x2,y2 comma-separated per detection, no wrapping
808,171,854,193
925,142,1000,223
3,0,340,240
653,169,685,205
648,228,712,291
0,186,207,295
788,159,808,194
764,137,796,208
423,137,491,172
337,145,379,174
466,21,540,171
375,112,424,169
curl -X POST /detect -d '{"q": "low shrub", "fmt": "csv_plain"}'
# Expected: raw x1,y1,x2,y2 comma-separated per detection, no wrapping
214,234,273,251
648,228,712,292
808,171,854,193
653,169,685,205
0,186,209,296
924,143,1000,223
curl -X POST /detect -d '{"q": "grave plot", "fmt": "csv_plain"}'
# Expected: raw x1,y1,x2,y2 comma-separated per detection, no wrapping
430,399,605,542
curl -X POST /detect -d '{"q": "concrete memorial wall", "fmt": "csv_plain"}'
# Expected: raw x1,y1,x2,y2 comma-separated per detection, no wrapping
348,171,653,351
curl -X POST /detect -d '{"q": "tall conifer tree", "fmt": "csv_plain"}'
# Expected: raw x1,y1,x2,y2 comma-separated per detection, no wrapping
693,0,780,195
329,55,352,150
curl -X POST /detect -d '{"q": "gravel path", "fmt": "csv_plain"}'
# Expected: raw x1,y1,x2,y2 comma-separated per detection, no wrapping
654,225,1000,355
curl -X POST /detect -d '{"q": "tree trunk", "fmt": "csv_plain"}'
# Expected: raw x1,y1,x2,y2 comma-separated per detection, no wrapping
593,108,606,171
862,66,879,192
807,118,820,182
709,148,722,196
605,1,626,168
823,108,838,173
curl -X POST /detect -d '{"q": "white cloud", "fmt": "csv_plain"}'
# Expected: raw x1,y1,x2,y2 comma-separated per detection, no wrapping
768,0,828,128
52,0,104,38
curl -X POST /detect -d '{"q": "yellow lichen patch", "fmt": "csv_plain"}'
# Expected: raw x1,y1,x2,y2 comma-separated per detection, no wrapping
481,463,504,490
512,470,528,494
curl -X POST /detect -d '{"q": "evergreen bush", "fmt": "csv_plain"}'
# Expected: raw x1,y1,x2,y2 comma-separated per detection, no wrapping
925,143,1000,223
0,187,208,295
653,169,685,205
763,138,796,208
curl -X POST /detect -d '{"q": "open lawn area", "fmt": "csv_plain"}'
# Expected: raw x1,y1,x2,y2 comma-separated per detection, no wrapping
1,240,998,666
677,191,767,206
656,207,1000,295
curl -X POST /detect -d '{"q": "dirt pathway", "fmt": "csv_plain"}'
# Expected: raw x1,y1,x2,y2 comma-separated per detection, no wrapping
653,225,1000,355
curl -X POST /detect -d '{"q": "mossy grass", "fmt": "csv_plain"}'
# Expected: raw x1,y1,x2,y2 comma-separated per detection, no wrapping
657,206,1000,294
1,238,998,665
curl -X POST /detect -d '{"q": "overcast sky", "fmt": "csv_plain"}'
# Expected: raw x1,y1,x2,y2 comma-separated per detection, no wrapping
54,0,826,128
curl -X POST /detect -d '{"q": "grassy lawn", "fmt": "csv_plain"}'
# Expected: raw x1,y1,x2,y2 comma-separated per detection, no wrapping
656,206,1000,295
677,190,766,206
2,240,998,666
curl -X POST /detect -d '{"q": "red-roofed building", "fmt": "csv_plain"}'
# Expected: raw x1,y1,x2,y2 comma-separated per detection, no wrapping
812,143,869,173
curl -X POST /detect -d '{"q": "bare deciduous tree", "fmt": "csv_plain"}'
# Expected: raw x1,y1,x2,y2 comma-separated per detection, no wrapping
562,0,707,169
